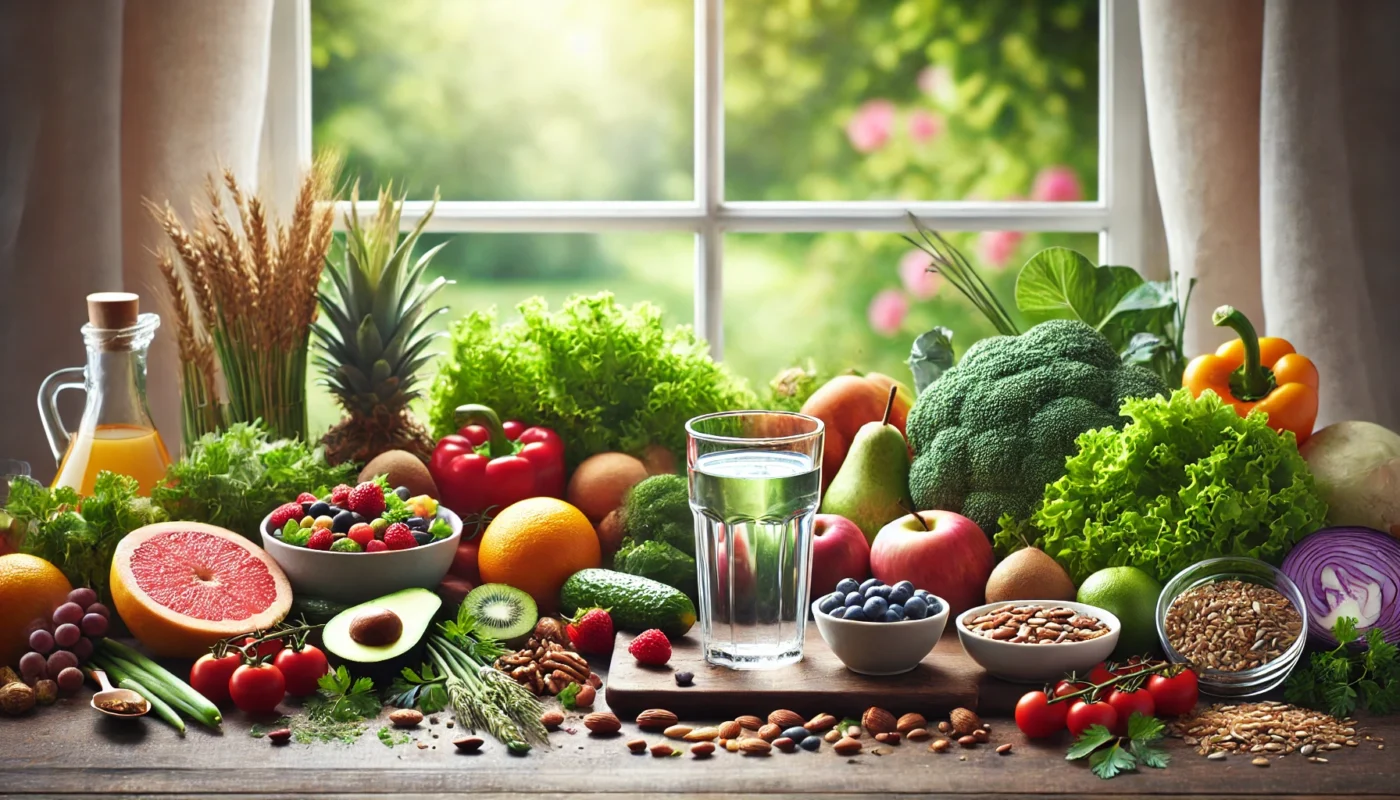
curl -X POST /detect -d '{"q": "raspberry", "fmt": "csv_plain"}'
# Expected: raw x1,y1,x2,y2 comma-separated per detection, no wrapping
365,539,389,553
306,529,334,551
383,523,416,550
330,484,352,507
295,492,318,504
347,481,386,518
268,502,304,532
627,629,671,666
567,608,615,655
347,523,375,549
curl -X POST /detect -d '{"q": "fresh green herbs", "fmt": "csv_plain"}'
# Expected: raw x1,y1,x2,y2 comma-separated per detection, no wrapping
1067,713,1170,780
424,605,545,753
380,486,414,524
310,667,380,723
377,726,412,747
7,473,167,603
1285,616,1400,717
557,682,582,711
439,606,506,665
387,663,449,715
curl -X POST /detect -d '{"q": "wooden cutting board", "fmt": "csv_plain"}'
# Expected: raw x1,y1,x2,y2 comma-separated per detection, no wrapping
605,629,1024,719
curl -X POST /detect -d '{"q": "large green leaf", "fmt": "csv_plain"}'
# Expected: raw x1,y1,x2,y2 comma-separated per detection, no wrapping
907,327,955,395
1015,247,1143,327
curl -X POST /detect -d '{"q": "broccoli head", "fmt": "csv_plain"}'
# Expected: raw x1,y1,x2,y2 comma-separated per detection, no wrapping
613,474,697,598
907,319,1167,534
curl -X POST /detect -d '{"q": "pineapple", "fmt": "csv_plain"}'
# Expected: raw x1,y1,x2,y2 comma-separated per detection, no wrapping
315,185,448,465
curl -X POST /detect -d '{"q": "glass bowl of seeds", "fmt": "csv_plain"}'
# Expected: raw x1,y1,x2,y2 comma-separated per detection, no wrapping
1156,557,1309,697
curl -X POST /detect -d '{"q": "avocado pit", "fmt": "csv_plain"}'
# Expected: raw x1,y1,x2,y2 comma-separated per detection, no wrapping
349,607,403,647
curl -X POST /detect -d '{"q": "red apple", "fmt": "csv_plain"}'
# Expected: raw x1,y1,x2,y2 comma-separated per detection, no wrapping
810,513,870,596
870,510,994,615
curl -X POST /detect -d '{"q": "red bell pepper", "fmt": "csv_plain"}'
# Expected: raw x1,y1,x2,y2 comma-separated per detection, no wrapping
428,404,565,517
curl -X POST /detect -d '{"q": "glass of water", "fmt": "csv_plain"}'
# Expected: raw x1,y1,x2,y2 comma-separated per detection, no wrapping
686,411,824,669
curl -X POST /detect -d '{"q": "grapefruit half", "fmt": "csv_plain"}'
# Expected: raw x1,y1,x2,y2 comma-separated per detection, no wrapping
111,522,292,657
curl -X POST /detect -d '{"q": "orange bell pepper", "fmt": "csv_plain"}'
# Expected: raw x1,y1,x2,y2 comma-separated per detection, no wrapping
1182,306,1319,444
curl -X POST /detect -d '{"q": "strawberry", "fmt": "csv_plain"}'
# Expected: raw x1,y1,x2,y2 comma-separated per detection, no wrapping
346,523,375,549
383,523,416,550
295,492,318,504
567,608,615,655
330,484,353,507
306,529,334,551
627,629,671,666
268,502,304,532
365,539,389,553
347,481,385,518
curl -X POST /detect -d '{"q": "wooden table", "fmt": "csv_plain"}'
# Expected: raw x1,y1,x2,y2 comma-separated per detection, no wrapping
3,669,1396,799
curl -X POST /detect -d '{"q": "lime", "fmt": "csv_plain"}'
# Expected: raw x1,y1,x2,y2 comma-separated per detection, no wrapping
1077,566,1163,660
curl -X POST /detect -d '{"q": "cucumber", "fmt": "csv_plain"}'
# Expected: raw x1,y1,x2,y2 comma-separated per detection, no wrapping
559,569,696,638
290,595,352,625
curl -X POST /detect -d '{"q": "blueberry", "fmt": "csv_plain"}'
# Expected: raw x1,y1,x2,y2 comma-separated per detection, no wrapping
844,591,864,608
412,530,433,546
862,595,888,619
332,510,355,533
408,517,432,532
859,578,882,593
799,735,821,751
782,726,808,742
350,511,367,526
904,595,929,619
843,606,868,622
827,606,846,619
915,589,931,600
308,501,331,518
327,505,343,516
301,501,314,514
835,578,861,596
882,608,904,623
888,603,904,617
818,593,843,615
867,584,892,600
926,598,944,616
889,586,912,605
893,579,915,595
395,486,411,501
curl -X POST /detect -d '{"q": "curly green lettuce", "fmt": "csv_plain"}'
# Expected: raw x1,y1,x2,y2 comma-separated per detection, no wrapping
997,388,1329,583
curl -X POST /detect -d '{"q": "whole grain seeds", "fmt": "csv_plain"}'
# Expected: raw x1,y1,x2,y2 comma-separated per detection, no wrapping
1164,580,1302,671
1169,701,1360,764
961,604,1109,644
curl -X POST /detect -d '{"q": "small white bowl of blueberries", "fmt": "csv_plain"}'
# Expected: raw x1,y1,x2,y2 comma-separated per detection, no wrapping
810,577,949,676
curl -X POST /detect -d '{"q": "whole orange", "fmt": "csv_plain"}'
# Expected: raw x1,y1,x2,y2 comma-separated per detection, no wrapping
0,554,73,668
478,498,600,613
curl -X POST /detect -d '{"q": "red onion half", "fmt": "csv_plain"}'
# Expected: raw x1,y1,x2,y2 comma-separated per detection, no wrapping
1280,526,1400,646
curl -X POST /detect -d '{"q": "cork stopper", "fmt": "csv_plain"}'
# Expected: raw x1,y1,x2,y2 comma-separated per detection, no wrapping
87,292,140,329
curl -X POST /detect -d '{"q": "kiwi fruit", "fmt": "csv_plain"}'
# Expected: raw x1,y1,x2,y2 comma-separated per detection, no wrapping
463,583,539,642
359,450,439,499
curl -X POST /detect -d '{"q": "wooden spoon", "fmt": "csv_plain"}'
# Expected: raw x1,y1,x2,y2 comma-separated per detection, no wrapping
88,667,149,718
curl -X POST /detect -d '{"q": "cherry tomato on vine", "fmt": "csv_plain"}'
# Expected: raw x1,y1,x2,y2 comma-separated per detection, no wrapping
229,662,286,714
239,636,285,659
1015,691,1070,738
1087,663,1117,686
1147,669,1199,717
274,644,330,697
1067,699,1118,738
1105,688,1155,735
189,652,241,704
1054,679,1088,698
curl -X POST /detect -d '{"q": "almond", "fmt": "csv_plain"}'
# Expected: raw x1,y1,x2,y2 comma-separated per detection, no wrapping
896,712,927,734
663,724,694,739
929,738,949,753
453,736,484,753
573,684,597,708
937,721,952,734
862,706,897,735
805,712,837,733
584,712,621,735
739,738,773,755
636,709,679,731
389,708,424,728
691,741,715,758
906,728,931,741
736,714,763,730
957,734,977,748
996,743,1013,755
824,728,843,743
758,723,782,741
973,728,989,743
540,709,564,730
846,725,863,739
833,737,863,756
683,727,719,742
874,732,891,743
718,720,742,739
650,743,674,757
773,736,796,751
626,738,647,753
725,739,740,752
950,708,981,736
768,709,805,728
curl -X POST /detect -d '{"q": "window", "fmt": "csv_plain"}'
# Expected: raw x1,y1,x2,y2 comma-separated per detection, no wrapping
267,0,1151,434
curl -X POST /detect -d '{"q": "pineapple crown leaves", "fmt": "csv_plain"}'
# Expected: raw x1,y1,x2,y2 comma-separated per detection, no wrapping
314,183,450,412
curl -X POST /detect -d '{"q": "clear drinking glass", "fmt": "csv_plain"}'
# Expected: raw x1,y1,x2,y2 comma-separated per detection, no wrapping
687,411,824,669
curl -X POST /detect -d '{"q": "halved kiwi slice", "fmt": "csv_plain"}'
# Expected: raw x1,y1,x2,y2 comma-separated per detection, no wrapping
463,583,539,642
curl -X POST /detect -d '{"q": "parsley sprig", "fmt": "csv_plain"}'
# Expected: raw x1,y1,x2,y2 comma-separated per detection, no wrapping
1285,616,1399,717
387,663,449,714
310,666,380,722
1067,712,1170,780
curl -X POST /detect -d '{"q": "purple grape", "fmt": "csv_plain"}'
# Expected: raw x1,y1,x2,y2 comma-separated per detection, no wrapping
19,651,47,681
46,649,78,674
80,613,108,638
70,636,94,663
24,617,51,636
53,622,81,648
56,666,83,695
52,602,83,626
86,602,110,620
28,628,54,654
67,587,97,608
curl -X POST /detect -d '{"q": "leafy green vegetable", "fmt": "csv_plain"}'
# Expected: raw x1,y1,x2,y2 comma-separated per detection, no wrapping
428,517,453,539
7,473,168,604
387,664,449,714
613,475,697,597
1001,388,1328,583
1285,616,1400,716
312,667,380,723
1065,724,1115,760
612,540,696,597
440,605,507,665
557,682,582,711
154,421,355,540
427,293,755,470
763,360,824,411
907,326,955,394
1067,713,1169,780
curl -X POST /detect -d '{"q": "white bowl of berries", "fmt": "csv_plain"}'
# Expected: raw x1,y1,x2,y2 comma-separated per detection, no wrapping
258,480,461,604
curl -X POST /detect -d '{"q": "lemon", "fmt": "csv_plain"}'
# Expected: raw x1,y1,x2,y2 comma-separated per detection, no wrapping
1077,566,1163,659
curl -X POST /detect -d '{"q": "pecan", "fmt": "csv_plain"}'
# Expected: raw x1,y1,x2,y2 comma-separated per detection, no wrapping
540,650,591,684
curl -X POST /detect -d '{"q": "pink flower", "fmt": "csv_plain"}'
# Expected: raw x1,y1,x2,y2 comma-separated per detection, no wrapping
846,100,896,153
908,110,944,144
918,65,952,97
1031,165,1084,202
977,231,1026,270
898,250,941,299
867,289,910,337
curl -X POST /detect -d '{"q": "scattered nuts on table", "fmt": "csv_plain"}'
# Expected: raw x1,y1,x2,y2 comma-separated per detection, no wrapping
539,709,564,730
718,720,742,739
389,708,424,728
736,715,763,730
950,708,982,736
690,741,715,758
637,709,679,731
862,706,897,734
833,737,862,756
584,712,622,735
769,709,805,728
626,738,648,754
453,736,484,753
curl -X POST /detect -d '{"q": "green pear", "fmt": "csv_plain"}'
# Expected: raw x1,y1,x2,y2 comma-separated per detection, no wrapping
819,386,911,543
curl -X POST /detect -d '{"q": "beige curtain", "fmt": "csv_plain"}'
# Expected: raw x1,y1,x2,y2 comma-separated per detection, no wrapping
0,0,272,481
1140,0,1400,430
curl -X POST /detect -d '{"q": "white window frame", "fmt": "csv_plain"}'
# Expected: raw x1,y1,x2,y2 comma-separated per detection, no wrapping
265,0,1154,360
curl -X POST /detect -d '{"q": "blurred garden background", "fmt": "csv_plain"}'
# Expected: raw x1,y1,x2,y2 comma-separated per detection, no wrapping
307,0,1100,435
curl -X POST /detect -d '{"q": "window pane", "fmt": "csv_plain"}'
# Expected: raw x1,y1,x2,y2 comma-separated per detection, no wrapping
311,0,694,201
721,232,1100,389
307,232,694,437
725,1,1099,202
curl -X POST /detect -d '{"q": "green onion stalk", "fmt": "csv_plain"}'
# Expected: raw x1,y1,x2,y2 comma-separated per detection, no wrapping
427,636,547,754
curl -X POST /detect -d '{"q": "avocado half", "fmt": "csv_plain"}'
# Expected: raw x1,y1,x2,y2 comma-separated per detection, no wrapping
322,588,442,665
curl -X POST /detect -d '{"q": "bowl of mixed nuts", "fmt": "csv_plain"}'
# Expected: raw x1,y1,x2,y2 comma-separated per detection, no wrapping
1155,556,1308,698
955,600,1121,683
